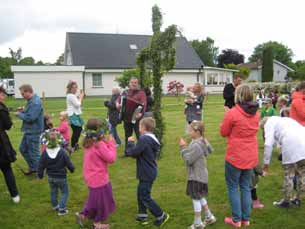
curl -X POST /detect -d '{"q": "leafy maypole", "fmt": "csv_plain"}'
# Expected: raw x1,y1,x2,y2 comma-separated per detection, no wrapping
137,5,177,152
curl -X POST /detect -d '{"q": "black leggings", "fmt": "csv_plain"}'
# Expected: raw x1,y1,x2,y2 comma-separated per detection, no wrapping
1,164,18,197
71,125,82,148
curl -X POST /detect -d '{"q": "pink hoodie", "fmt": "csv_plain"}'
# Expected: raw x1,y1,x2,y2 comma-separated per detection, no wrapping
83,139,116,188
54,121,70,142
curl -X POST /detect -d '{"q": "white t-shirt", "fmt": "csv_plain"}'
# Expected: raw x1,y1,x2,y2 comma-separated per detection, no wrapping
264,116,305,165
66,93,82,116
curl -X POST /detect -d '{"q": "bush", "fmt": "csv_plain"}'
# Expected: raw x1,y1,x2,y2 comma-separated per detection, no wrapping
115,69,152,89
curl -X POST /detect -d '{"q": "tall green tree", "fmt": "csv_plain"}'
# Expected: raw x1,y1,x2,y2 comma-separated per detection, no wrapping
9,47,22,63
191,37,219,66
136,5,177,153
55,53,64,65
0,57,17,77
262,47,274,82
249,41,293,67
217,49,244,68
19,57,35,65
288,60,305,81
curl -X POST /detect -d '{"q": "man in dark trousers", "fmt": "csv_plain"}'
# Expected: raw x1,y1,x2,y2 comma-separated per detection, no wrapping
117,77,147,154
223,74,242,111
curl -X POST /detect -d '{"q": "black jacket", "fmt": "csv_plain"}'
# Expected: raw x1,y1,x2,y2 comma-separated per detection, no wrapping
125,133,160,182
104,94,120,126
223,83,235,108
38,148,75,179
0,102,16,165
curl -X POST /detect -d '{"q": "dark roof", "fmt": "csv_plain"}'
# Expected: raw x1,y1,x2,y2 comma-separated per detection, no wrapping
66,32,203,69
238,61,262,70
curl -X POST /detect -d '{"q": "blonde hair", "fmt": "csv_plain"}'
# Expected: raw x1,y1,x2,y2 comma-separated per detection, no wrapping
193,83,203,96
66,81,78,94
278,95,288,105
234,85,253,104
189,120,205,136
140,117,156,132
59,111,68,120
112,87,121,95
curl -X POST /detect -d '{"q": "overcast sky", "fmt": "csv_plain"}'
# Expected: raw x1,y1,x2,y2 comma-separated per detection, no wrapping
0,0,304,63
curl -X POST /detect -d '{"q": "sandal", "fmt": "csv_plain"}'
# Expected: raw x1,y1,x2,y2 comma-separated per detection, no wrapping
75,212,84,227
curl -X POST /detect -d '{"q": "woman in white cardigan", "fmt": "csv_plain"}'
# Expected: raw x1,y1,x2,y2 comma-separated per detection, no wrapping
66,81,84,151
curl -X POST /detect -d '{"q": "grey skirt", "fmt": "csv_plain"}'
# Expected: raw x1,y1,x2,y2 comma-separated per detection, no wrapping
186,180,208,200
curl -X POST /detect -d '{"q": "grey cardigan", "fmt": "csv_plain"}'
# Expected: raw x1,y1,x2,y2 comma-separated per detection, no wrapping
180,138,212,184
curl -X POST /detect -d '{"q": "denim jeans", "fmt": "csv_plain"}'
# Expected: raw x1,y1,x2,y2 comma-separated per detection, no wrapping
137,181,163,218
48,177,69,209
225,161,252,222
110,126,121,145
19,133,41,171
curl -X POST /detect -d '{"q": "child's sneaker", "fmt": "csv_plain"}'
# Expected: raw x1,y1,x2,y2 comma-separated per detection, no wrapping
241,220,250,226
12,195,20,204
154,212,170,227
188,222,205,229
273,199,291,208
58,209,69,216
291,198,301,207
136,216,149,225
52,205,59,211
224,217,241,227
252,199,264,209
203,215,216,226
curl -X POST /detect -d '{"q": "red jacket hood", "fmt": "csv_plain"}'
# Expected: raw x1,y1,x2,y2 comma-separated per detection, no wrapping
235,104,259,118
292,91,305,100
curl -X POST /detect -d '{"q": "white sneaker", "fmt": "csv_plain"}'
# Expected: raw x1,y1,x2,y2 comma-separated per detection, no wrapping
203,215,216,226
188,222,205,229
12,195,20,203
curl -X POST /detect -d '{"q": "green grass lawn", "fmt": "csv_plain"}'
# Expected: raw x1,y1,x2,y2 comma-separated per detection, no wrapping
0,95,304,228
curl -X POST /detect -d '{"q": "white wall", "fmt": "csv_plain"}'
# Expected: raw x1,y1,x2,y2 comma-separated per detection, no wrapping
84,71,120,96
273,62,288,82
162,72,198,94
14,71,83,98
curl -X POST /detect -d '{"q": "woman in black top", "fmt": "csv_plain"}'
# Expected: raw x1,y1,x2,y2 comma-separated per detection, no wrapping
0,86,19,203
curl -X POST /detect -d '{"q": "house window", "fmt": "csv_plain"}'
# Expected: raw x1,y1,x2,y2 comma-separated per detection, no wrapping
92,73,103,87
129,44,138,50
218,73,226,85
207,73,218,85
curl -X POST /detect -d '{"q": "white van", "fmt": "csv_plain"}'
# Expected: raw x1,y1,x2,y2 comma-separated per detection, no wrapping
0,78,15,96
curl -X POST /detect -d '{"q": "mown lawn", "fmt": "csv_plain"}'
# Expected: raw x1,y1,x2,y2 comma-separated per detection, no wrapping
0,95,304,229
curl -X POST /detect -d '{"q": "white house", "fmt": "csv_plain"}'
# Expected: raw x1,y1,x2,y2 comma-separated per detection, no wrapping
12,32,236,98
239,60,294,82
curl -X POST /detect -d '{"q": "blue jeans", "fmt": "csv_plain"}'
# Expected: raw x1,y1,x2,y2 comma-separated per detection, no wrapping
19,134,41,171
225,161,252,222
137,181,163,218
110,126,121,145
48,177,69,209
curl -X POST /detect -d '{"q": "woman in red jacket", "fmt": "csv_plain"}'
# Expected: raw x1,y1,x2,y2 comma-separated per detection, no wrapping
290,82,305,126
220,85,259,227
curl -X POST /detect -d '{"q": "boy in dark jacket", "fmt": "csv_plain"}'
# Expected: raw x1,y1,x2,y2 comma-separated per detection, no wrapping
125,117,169,227
104,87,121,145
38,130,75,216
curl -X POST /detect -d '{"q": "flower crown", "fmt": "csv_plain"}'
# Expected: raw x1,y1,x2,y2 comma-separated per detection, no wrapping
40,129,66,149
83,118,112,140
